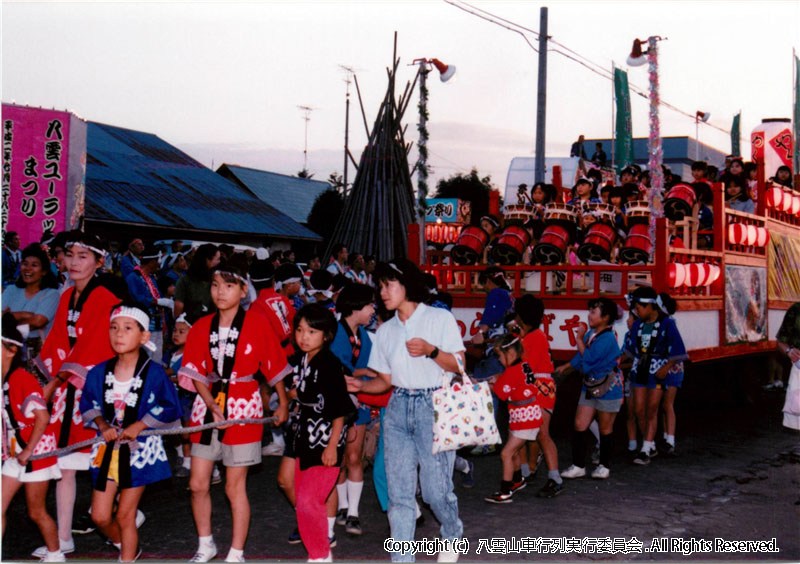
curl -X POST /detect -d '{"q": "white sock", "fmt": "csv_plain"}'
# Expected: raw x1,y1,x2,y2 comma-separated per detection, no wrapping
336,483,348,510
175,445,183,458
345,480,363,517
415,500,422,519
589,420,600,442
453,456,469,473
199,535,214,547
520,463,531,478
628,439,637,451
47,550,63,559
327,517,335,537
182,457,191,470
113,542,121,551
271,429,285,447
642,440,655,453
226,547,244,561
665,434,675,446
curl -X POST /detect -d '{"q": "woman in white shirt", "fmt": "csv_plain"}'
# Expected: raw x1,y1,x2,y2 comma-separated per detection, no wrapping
346,258,465,562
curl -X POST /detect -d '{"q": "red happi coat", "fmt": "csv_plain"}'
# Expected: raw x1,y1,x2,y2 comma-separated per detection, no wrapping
249,288,296,357
2,368,58,471
35,284,117,451
179,309,290,445
493,360,556,432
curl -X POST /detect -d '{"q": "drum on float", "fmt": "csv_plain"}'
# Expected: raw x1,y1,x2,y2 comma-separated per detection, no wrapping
586,203,616,224
543,203,579,228
532,224,571,265
663,183,697,221
577,222,617,262
619,223,653,264
503,204,534,227
450,226,490,265
491,225,531,265
624,200,651,226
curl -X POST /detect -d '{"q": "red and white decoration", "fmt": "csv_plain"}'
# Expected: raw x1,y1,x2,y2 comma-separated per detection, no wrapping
727,223,769,247
668,261,720,288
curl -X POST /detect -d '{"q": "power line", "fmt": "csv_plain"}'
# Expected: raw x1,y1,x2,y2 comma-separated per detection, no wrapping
445,0,731,135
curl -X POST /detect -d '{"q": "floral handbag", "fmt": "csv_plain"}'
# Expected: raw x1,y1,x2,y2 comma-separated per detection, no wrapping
432,356,501,454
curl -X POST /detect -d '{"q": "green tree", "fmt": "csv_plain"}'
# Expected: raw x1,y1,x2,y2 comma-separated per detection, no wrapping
327,172,345,194
433,169,501,225
307,188,344,241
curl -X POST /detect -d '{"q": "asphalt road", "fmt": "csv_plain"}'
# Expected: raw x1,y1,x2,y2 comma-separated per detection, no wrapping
3,363,799,562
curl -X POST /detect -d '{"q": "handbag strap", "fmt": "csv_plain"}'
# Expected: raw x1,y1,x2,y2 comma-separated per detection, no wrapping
440,353,471,389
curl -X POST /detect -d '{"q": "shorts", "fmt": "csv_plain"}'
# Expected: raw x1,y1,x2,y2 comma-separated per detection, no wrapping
191,430,261,467
282,423,296,459
663,372,683,389
578,393,623,413
58,451,92,471
354,405,373,426
623,374,632,398
510,428,540,441
3,457,62,482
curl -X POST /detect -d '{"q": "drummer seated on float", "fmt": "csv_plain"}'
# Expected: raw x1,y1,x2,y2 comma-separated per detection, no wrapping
599,184,612,204
609,186,627,230
691,161,711,185
481,215,501,238
622,182,641,206
690,181,714,250
567,177,601,210
620,166,638,186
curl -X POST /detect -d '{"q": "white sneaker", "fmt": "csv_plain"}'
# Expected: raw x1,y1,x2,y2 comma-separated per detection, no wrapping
261,442,285,456
135,509,146,528
560,464,586,479
190,541,218,563
211,465,222,485
225,552,245,562
437,548,459,562
41,550,66,562
33,538,74,558
591,464,610,479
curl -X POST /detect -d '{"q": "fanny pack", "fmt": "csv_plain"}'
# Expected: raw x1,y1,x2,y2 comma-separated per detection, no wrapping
583,372,617,399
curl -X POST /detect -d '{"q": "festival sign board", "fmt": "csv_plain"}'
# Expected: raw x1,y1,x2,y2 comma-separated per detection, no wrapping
768,230,800,301
724,265,767,344
424,198,470,224
2,104,86,246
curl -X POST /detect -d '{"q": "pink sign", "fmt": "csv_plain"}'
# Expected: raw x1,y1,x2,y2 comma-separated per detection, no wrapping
3,105,71,246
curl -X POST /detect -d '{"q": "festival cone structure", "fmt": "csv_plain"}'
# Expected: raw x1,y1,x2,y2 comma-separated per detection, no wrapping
325,46,417,262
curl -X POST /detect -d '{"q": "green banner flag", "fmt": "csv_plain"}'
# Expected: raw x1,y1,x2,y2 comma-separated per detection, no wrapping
794,55,800,173
731,113,741,157
614,67,634,174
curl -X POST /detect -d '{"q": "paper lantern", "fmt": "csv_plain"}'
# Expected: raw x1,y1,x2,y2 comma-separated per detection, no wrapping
756,226,769,247
793,195,800,215
668,262,686,288
706,264,721,285
728,223,747,245
746,224,758,246
782,189,794,212
685,262,710,287
766,186,783,209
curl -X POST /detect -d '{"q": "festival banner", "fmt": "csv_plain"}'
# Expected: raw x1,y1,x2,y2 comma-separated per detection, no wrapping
425,198,469,223
724,265,767,344
613,67,633,174
1,104,86,246
731,112,741,157
768,230,800,301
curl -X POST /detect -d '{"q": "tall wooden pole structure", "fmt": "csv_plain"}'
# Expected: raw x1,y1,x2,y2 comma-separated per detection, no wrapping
534,6,548,184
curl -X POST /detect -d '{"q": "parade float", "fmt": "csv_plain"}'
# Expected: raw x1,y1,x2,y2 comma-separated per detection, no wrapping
410,119,798,363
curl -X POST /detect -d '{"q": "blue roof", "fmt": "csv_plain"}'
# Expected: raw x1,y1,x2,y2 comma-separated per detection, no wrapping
84,122,321,240
219,165,330,224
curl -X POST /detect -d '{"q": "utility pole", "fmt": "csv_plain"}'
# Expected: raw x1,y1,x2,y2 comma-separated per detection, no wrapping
339,65,355,193
534,6,548,184
297,105,314,172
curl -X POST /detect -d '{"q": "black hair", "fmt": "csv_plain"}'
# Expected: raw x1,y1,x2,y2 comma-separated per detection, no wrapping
530,182,554,205
249,259,275,291
156,275,175,296
2,312,26,375
609,185,626,201
515,294,544,329
347,252,363,269
294,303,338,345
706,165,719,183
691,161,708,172
729,157,745,171
600,184,613,195
478,266,510,291
493,333,523,357
690,181,714,205
307,252,321,262
336,283,375,318
375,300,394,323
571,178,598,200
372,258,430,304
65,230,107,259
187,243,219,282
587,297,620,324
110,300,149,331
774,165,793,188
480,214,501,229
622,182,640,200
629,287,677,317
330,243,346,257
724,174,751,202
744,161,758,176
331,274,350,294
310,269,333,291
48,231,69,259
211,254,249,287
364,255,375,264
14,243,58,290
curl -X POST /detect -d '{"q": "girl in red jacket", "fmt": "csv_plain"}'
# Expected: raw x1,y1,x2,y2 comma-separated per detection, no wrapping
485,334,555,504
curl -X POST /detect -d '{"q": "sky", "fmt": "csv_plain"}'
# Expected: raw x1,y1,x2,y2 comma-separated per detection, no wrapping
3,0,799,193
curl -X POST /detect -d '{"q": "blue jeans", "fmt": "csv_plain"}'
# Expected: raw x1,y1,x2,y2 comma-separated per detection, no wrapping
373,408,389,512
384,388,463,562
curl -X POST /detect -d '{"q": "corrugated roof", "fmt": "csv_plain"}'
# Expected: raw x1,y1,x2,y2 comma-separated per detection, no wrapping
85,122,321,240
219,164,330,224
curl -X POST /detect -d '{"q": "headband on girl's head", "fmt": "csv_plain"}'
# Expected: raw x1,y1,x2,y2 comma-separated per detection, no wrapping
499,337,520,349
110,305,150,330
1,336,24,348
214,270,247,284
388,262,404,275
67,241,104,257
275,276,301,290
480,216,500,228
174,313,192,328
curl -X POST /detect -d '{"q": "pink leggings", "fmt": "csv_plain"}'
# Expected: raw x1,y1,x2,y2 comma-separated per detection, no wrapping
294,460,339,560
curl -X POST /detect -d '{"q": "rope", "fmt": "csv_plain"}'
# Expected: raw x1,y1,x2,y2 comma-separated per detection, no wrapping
28,417,277,461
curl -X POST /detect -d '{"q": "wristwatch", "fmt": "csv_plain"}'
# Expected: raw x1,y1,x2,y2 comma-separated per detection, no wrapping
427,347,440,360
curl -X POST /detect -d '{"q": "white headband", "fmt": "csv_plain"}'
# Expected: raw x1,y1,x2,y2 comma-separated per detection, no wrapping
500,337,520,349
141,250,162,261
174,313,192,328
110,306,150,330
275,276,301,290
214,270,247,284
388,263,403,275
67,241,104,256
2,336,24,348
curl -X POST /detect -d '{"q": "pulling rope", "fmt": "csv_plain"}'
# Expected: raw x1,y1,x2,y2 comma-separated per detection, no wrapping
28,416,277,461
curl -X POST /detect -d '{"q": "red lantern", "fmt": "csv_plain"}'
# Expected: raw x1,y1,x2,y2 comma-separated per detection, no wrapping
745,224,758,246
668,262,686,288
685,263,710,287
782,188,794,212
728,223,747,245
793,195,800,216
756,226,769,247
766,186,783,209
706,264,721,285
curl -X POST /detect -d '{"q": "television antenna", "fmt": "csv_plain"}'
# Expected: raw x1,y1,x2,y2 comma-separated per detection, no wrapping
297,105,315,171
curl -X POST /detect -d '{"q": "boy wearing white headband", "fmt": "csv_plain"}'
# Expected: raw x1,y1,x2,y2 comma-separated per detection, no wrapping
79,302,181,562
